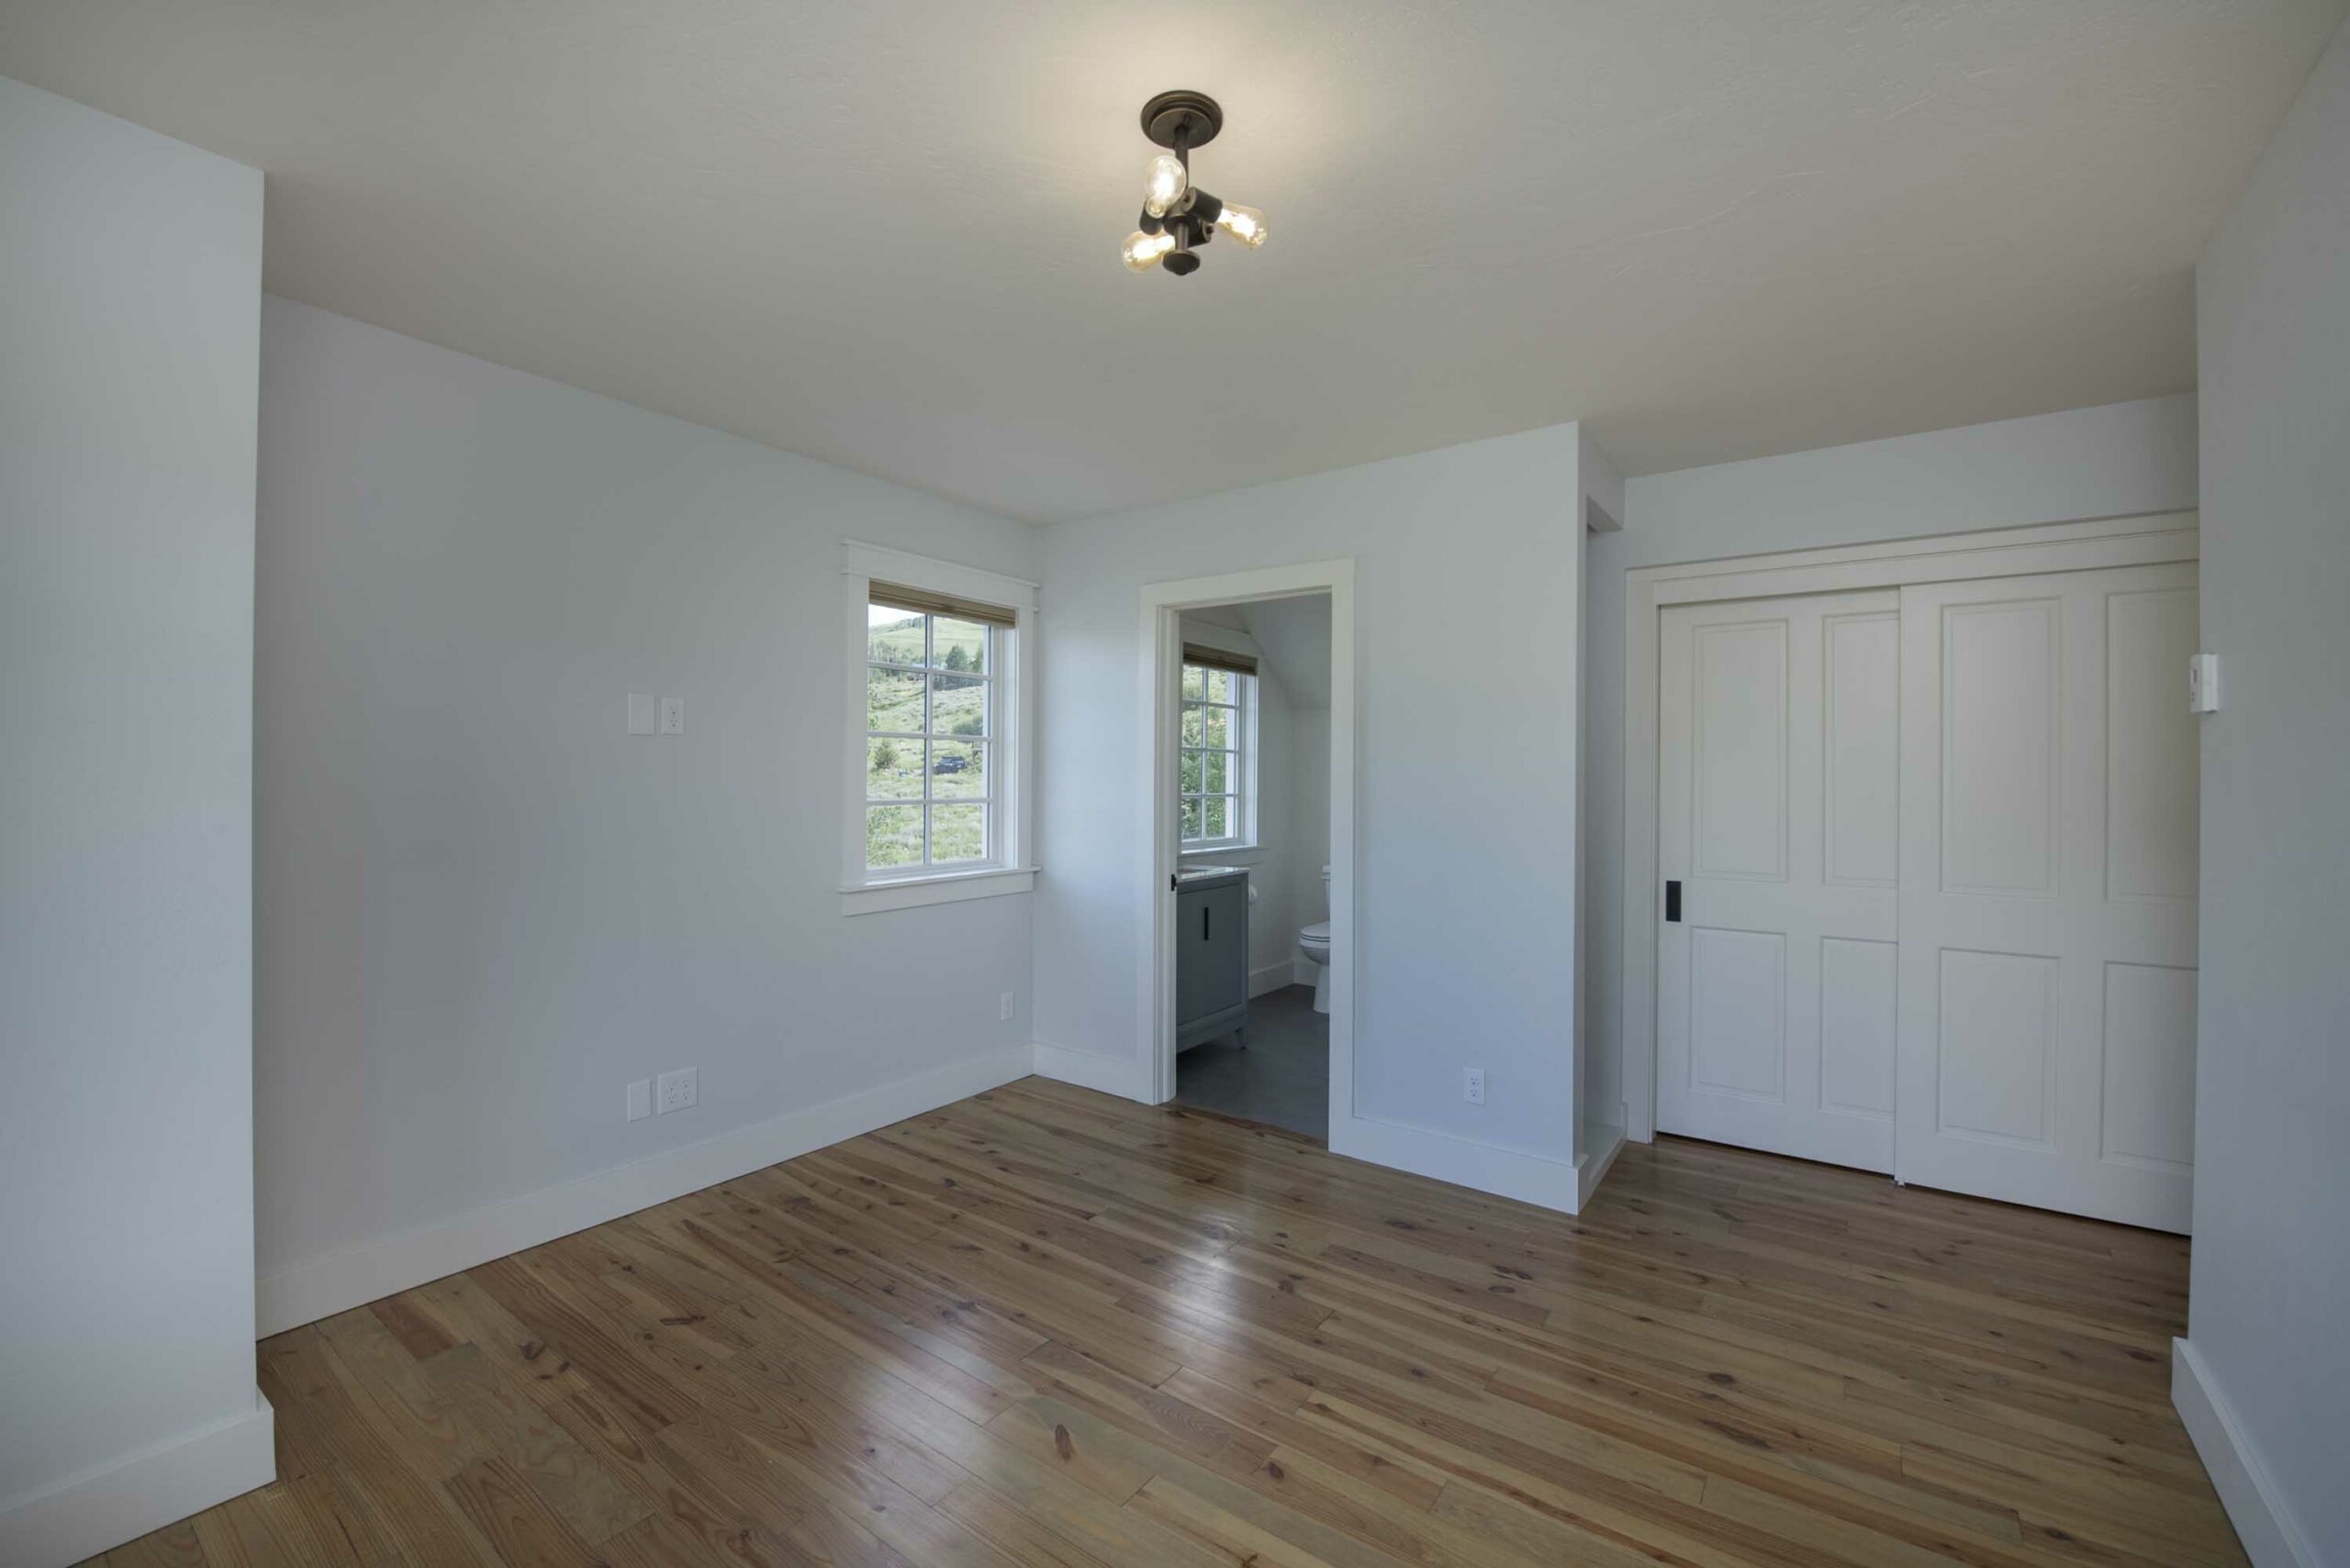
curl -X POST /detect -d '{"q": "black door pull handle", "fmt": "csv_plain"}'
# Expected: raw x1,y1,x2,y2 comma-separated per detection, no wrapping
1203,905,1211,941
1665,879,1682,923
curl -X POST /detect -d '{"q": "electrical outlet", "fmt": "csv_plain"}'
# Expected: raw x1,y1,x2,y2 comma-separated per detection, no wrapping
1463,1068,1486,1105
999,991,1014,1022
658,696,686,735
655,1066,698,1114
625,1079,652,1122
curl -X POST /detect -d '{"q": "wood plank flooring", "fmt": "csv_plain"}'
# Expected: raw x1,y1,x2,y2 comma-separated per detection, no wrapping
90,1078,2243,1566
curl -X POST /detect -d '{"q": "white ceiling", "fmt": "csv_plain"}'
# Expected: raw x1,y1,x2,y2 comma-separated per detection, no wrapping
2,2,2338,522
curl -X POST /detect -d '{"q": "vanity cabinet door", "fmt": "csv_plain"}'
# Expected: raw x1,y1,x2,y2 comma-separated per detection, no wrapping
1177,881,1248,1025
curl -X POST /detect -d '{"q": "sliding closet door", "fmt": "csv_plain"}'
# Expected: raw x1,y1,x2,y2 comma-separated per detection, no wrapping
1657,591,1901,1172
1896,563,2199,1232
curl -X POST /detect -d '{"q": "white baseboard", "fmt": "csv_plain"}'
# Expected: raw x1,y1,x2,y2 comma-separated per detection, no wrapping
2172,1337,2316,1568
1328,1114,1582,1213
0,1391,274,1568
1577,1125,1627,1208
1248,962,1296,998
1030,1042,1152,1102
255,1046,1035,1336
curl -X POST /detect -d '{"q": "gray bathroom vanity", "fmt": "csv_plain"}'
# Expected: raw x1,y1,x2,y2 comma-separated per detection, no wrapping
1174,866,1249,1050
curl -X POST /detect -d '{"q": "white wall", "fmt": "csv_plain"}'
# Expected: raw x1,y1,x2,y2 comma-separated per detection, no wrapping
1582,395,2199,1157
253,299,1041,1326
1248,594,1336,980
1575,431,1625,1156
0,77,273,1564
2177,19,2350,1565
1035,425,1584,1199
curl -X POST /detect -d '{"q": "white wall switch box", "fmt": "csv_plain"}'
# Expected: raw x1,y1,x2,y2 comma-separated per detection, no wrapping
655,1066,698,1114
659,696,686,734
2188,652,2221,714
625,1079,652,1122
627,693,656,735
1463,1067,1486,1105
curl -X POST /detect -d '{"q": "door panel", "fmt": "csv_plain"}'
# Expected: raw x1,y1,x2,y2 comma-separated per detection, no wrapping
1896,563,2199,1231
1658,591,1899,1172
1818,936,1897,1116
1823,612,1901,886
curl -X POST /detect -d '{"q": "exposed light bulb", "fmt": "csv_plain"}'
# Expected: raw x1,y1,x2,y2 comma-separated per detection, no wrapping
1122,230,1177,273
1142,152,1189,218
1214,203,1269,249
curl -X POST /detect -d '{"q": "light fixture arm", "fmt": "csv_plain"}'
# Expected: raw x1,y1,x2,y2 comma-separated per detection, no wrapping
1123,90,1264,276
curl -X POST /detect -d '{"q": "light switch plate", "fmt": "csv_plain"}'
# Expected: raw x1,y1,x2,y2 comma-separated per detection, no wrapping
2188,653,2221,714
627,693,656,736
659,696,686,735
625,1079,652,1122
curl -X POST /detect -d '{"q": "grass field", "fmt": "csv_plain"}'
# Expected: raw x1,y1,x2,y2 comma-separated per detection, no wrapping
865,610,990,866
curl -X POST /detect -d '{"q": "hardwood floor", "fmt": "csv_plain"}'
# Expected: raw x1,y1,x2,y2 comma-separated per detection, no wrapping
92,1078,2242,1566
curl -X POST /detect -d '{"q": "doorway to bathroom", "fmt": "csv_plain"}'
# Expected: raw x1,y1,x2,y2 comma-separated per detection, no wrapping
1137,562,1354,1145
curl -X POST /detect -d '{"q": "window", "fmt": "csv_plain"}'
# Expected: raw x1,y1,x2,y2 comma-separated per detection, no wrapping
842,543,1035,913
866,592,1002,872
1181,646,1256,850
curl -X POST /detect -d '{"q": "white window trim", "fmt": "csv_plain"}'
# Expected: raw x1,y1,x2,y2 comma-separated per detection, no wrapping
1176,624,1261,855
1184,667,1259,860
839,541,1038,915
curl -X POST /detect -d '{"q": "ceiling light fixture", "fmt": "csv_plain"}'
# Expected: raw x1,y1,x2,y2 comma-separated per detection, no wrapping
1121,91,1268,277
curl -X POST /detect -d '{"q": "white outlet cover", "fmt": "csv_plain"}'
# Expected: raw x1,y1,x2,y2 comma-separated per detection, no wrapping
999,991,1014,1022
658,696,686,734
656,1066,698,1114
625,1078,652,1122
1463,1068,1486,1104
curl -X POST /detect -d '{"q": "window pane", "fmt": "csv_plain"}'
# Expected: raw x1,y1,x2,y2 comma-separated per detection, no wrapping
1204,667,1235,703
1181,704,1203,746
931,802,985,863
1196,705,1230,749
866,804,922,868
933,738,986,798
1201,797,1229,840
933,617,987,673
931,672,987,736
1200,750,1229,793
1179,748,1203,793
1181,797,1203,840
867,665,924,734
867,736,923,799
867,606,926,666
1181,665,1205,700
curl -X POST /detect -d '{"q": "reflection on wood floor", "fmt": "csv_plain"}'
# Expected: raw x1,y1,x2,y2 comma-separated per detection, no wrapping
91,1076,2239,1566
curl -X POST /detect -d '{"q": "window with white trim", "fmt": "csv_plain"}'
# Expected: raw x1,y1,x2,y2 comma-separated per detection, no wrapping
1180,655,1256,850
864,590,1004,874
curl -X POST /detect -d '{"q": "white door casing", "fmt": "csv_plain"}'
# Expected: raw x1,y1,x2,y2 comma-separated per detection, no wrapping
1657,591,1902,1172
1895,563,2199,1232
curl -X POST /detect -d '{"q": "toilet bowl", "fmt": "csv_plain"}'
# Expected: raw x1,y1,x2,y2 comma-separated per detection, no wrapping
1297,922,1331,1013
1298,864,1333,1014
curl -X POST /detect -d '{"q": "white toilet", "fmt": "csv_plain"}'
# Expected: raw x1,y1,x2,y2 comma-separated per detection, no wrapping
1297,864,1332,1014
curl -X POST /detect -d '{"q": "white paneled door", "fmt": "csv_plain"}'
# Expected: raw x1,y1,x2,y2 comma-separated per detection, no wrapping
1897,564,2199,1232
1658,592,1902,1172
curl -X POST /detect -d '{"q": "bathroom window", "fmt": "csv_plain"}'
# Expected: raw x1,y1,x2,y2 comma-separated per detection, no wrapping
1181,648,1256,850
842,543,1034,915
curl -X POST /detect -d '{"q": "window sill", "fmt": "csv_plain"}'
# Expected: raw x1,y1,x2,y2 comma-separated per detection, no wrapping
840,865,1036,916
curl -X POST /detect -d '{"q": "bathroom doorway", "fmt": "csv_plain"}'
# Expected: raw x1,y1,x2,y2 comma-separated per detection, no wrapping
1137,562,1354,1145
